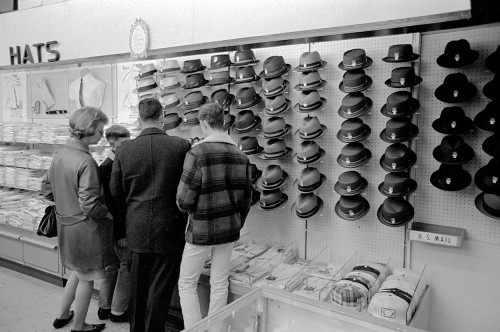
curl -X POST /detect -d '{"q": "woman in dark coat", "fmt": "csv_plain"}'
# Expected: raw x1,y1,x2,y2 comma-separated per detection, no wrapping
42,107,114,332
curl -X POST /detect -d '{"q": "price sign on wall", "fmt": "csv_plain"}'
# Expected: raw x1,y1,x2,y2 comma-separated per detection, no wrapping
129,18,149,59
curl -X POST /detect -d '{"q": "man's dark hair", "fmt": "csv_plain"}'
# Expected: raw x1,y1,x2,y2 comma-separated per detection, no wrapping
198,103,224,130
139,98,162,121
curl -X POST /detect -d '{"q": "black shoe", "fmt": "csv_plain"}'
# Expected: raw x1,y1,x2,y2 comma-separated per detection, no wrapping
53,310,74,329
109,311,128,323
71,323,106,332
97,308,111,320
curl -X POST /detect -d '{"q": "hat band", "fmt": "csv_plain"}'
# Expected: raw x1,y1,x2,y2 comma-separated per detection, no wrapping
236,119,258,132
380,288,412,304
299,80,322,88
343,277,370,291
139,69,157,78
211,60,231,69
241,145,260,153
263,85,285,95
184,99,204,108
483,200,500,217
352,265,380,277
185,80,206,89
264,126,287,137
265,65,287,76
265,149,287,158
183,65,203,72
158,67,180,73
236,75,258,82
162,100,180,109
296,203,320,218
342,128,367,140
344,79,368,90
298,180,322,192
342,103,368,116
138,83,158,93
267,101,287,113
337,182,363,194
300,127,322,139
161,82,181,90
300,60,323,68
338,204,365,218
261,195,285,209
299,100,323,110
262,177,285,189
343,58,368,68
298,151,321,164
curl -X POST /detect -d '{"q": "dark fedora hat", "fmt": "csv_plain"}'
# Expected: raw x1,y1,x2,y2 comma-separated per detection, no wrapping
335,194,370,221
210,89,235,109
483,74,500,101
133,77,158,94
181,72,208,89
206,71,234,86
258,138,293,160
296,116,327,140
385,67,422,88
475,157,500,194
223,112,235,131
483,133,500,157
231,49,259,67
295,51,327,72
264,94,292,116
338,92,373,119
260,116,292,139
259,56,291,79
433,135,474,164
259,189,288,210
377,197,414,227
294,140,326,165
337,142,372,168
380,117,419,143
233,87,262,109
208,54,231,70
180,110,200,126
432,107,474,134
334,171,368,196
474,101,500,132
237,136,263,155
180,59,206,73
381,91,420,118
382,44,420,63
256,164,289,191
260,77,290,98
134,63,157,80
233,109,261,133
233,66,261,84
339,69,373,93
475,193,500,220
485,45,500,73
338,49,373,71
156,60,180,74
294,167,327,193
159,76,182,93
250,187,261,207
293,90,327,113
160,92,181,110
436,39,479,68
380,143,417,172
378,172,417,197
294,71,327,91
292,193,324,219
249,163,262,184
163,112,182,131
337,118,371,143
435,73,477,103
430,164,471,191
179,91,208,111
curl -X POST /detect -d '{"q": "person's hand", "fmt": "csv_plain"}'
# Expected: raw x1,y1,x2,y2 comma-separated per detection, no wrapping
118,238,127,247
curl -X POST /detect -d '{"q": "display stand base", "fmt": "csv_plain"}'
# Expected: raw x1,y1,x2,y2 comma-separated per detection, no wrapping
0,256,64,287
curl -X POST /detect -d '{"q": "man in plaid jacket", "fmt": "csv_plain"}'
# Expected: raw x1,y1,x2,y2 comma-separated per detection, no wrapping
176,103,252,328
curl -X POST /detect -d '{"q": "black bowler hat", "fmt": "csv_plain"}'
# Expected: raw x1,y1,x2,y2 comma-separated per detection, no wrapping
436,39,479,68
339,69,372,93
380,143,417,172
237,136,263,155
475,193,500,220
382,44,420,63
292,193,324,219
377,197,414,227
483,74,500,101
432,107,474,134
378,172,417,197
338,92,373,119
337,142,372,168
475,157,500,194
337,118,371,143
334,171,368,196
381,91,420,118
435,73,477,103
338,49,373,71
474,101,500,132
430,164,471,191
335,195,370,221
294,167,327,193
483,133,500,157
385,67,422,88
433,135,474,164
485,45,500,73
380,117,419,143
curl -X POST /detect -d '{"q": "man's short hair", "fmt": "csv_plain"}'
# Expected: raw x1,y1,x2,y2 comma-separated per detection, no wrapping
105,125,131,141
198,103,224,130
139,98,162,121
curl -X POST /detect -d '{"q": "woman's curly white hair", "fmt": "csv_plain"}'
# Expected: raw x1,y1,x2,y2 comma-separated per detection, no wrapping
69,107,109,139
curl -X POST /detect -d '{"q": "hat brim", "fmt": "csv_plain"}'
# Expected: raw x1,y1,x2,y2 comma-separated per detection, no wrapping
291,196,324,219
378,178,418,197
134,69,158,80
206,78,235,86
334,199,370,221
474,168,500,194
212,94,236,110
432,144,475,164
483,81,500,101
222,115,235,132
265,99,292,116
293,98,328,113
160,83,183,93
259,193,288,211
475,192,500,220
381,98,420,118
259,64,292,79
382,54,420,63
338,57,373,71
133,86,159,94
293,80,327,92
232,95,262,109
295,124,328,140
339,76,373,93
338,97,373,119
256,171,289,191
179,96,209,111
208,63,232,71
163,119,182,131
179,66,207,74
180,80,209,89
384,76,423,88
432,117,474,134
485,55,500,73
233,115,262,134
294,173,327,193
294,61,328,72
377,201,414,227
379,124,419,143
474,110,500,132
430,168,471,191
293,148,326,165
334,177,368,196
178,120,200,130
337,126,372,143
259,81,291,98
380,149,417,172
230,60,260,67
436,51,479,68
337,149,372,169
258,147,293,160
259,124,292,139
483,135,500,157
154,69,181,75
162,100,181,110
434,83,477,103
232,76,261,85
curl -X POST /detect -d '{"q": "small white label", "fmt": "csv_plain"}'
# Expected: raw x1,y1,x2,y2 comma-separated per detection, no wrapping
455,54,460,62
493,176,498,184
392,162,397,169
409,230,460,247
394,53,399,60
400,78,405,85
453,90,459,98
346,186,352,192
451,121,457,128
452,151,458,159
490,117,496,125
446,177,452,185
392,107,397,114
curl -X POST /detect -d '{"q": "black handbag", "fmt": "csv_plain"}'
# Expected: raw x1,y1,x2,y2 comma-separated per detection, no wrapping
37,205,57,238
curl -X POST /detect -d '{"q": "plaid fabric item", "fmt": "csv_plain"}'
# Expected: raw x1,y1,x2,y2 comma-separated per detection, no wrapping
330,280,369,307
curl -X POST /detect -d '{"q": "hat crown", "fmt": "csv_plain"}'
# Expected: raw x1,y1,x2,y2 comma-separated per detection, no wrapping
341,118,366,137
299,71,322,86
385,118,413,137
338,171,362,189
238,136,259,150
163,112,180,123
442,73,470,88
385,143,410,160
343,69,367,87
341,142,365,159
441,106,465,120
210,54,231,68
386,91,414,113
381,197,413,221
444,39,473,58
387,44,414,59
299,90,321,106
262,76,284,92
300,116,322,135
185,73,206,88
137,77,157,88
343,49,368,65
263,56,287,74
262,165,284,184
438,163,466,177
484,193,500,211
211,89,230,101
140,63,156,74
210,71,230,79
439,135,467,152
158,59,179,71
383,172,411,193
235,109,257,129
265,94,286,109
298,140,320,159
299,167,321,187
233,49,256,63
184,91,205,104
236,87,258,104
264,138,287,154
160,76,179,86
183,110,199,122
390,67,416,83
296,193,318,213
339,195,366,214
236,66,257,79
183,59,203,71
299,51,323,68
263,116,287,134
161,92,179,104
260,189,283,206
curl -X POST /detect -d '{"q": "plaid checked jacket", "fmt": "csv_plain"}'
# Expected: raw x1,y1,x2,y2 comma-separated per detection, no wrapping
177,133,252,245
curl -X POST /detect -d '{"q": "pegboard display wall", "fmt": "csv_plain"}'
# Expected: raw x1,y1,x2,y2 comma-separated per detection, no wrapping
416,25,500,243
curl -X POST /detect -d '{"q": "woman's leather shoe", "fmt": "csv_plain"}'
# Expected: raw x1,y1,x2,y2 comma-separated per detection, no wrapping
71,323,106,332
53,310,74,329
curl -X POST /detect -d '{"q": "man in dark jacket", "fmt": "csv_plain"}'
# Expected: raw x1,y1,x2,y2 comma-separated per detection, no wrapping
176,103,252,328
110,98,190,332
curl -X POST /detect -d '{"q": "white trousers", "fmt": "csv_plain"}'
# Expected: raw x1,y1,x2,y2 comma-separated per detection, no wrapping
178,241,234,329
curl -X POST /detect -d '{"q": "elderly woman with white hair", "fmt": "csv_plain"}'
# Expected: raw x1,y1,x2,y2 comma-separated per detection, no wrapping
42,107,114,332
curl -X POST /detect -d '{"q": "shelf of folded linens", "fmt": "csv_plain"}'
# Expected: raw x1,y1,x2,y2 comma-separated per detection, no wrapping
0,187,51,230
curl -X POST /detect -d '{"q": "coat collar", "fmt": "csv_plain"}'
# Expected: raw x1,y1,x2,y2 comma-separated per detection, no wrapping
106,149,115,161
198,133,236,146
139,127,166,137
65,139,91,155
